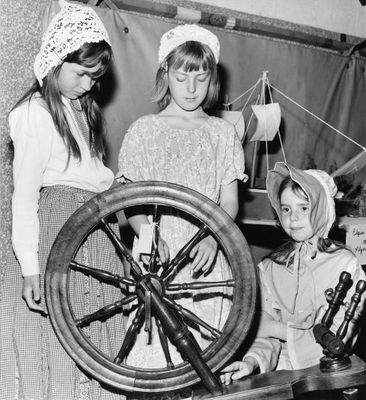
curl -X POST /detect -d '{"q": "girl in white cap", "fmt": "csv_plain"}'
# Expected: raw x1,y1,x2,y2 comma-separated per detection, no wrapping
117,24,248,367
220,162,365,385
1,1,126,399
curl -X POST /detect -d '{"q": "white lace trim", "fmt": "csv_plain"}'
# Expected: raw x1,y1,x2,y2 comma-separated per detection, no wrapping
34,0,111,86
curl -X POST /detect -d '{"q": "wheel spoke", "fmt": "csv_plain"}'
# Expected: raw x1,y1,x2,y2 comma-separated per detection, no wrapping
155,317,174,369
166,279,235,292
114,304,145,364
161,225,209,281
100,217,144,277
149,204,162,274
163,297,221,339
75,294,137,328
70,260,135,288
144,288,152,342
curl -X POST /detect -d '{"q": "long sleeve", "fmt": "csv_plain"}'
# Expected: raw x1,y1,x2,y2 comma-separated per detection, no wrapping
10,101,55,276
244,338,282,373
242,261,283,372
286,251,366,369
10,97,114,276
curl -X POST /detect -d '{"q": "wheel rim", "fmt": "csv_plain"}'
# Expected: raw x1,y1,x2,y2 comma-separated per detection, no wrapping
45,181,257,393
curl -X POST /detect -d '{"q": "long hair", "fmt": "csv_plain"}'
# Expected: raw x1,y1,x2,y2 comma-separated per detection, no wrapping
12,40,112,163
265,176,348,264
153,41,220,111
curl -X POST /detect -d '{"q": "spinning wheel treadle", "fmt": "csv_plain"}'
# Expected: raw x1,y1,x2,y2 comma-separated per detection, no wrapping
45,182,257,394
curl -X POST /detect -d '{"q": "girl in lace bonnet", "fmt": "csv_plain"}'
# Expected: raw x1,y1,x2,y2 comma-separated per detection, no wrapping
16,0,112,161
3,2,126,399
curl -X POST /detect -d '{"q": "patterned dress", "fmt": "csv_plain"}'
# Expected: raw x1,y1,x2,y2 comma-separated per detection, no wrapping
117,114,247,368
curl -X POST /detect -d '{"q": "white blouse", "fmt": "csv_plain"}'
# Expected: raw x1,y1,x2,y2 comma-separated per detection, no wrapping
9,95,114,276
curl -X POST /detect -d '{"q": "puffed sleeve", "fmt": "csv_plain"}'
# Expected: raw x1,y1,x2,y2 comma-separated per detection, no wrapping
10,100,54,276
221,121,248,185
116,117,149,182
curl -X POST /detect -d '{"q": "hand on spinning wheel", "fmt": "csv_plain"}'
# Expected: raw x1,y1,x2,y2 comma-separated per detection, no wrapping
190,235,218,274
220,356,258,385
157,237,170,265
141,237,170,267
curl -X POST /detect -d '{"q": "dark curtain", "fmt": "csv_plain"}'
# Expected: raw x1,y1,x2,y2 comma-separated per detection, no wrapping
95,7,366,187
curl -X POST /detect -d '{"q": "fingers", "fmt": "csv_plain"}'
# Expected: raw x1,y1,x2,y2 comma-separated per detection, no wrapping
190,237,217,274
191,250,215,273
220,362,253,385
158,239,170,264
231,367,252,380
220,362,242,385
220,361,243,374
22,275,47,314
220,372,234,386
156,238,170,266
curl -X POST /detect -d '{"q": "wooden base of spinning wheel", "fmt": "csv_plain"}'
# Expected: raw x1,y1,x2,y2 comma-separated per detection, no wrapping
191,355,366,400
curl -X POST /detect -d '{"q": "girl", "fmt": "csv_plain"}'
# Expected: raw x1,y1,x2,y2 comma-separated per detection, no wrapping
1,1,125,399
117,24,248,367
220,162,365,385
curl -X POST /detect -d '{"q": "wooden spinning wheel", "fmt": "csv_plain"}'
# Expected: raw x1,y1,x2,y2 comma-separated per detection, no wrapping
45,182,257,395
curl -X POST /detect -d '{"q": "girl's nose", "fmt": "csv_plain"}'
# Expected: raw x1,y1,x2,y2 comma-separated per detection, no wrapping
187,78,196,93
290,210,299,221
81,76,94,92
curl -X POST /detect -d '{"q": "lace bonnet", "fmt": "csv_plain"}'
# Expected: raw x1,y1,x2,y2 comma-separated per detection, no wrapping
34,0,111,86
158,24,220,65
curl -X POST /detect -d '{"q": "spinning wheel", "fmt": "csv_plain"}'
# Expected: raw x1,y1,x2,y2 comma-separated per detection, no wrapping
45,182,257,394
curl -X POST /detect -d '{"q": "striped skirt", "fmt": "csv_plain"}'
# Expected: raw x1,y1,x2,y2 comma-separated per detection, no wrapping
0,186,126,400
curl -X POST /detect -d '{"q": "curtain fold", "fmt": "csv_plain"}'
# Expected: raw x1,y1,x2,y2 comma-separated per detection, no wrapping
96,7,366,186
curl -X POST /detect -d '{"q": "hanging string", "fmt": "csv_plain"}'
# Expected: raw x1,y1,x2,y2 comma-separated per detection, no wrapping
265,76,287,163
269,83,366,152
242,93,260,143
224,78,261,108
225,72,365,154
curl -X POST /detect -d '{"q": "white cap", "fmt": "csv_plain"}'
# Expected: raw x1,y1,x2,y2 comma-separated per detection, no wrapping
158,24,220,65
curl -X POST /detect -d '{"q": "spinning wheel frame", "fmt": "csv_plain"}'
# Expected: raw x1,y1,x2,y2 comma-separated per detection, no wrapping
45,182,257,393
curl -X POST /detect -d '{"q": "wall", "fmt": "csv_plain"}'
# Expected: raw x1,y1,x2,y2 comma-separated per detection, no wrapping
194,0,366,39
0,0,49,270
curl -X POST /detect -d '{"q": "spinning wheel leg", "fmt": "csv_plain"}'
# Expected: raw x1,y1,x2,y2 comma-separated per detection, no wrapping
144,280,223,395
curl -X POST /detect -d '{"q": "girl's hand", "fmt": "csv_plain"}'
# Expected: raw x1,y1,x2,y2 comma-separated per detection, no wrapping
190,235,218,274
22,274,46,314
157,237,170,264
220,357,258,385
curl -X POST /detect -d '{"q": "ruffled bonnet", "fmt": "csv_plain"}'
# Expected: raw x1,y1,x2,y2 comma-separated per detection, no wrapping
266,162,338,238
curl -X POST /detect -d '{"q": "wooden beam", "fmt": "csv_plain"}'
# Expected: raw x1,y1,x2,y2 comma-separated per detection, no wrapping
105,0,177,18
76,0,364,55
